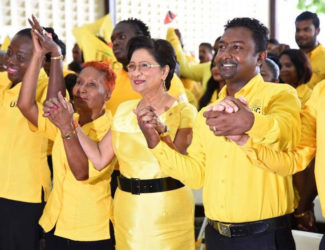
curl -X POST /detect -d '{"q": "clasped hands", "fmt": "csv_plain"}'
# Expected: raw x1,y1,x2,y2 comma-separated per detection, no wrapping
43,92,74,132
203,96,253,145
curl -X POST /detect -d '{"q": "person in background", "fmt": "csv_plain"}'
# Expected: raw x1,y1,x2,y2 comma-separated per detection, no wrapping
68,43,83,73
213,37,221,53
198,53,225,110
260,57,280,83
267,38,279,52
295,11,325,88
0,27,51,250
279,49,312,106
199,42,213,63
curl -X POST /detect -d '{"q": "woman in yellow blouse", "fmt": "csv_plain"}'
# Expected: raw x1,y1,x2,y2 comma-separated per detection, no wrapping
49,36,197,250
17,17,116,250
279,49,312,106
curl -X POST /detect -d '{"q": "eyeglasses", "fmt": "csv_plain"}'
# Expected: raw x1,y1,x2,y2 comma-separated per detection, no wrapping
126,62,160,72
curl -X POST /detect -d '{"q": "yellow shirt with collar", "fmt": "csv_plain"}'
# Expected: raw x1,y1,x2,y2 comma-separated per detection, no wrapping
105,67,186,115
0,71,51,203
35,108,115,241
151,74,301,223
296,83,312,107
306,44,325,89
241,79,325,216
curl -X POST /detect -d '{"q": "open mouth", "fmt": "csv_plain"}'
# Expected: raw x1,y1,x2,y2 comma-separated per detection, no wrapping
7,67,18,75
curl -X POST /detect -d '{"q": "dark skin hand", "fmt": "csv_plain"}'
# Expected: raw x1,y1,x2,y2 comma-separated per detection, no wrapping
203,96,254,136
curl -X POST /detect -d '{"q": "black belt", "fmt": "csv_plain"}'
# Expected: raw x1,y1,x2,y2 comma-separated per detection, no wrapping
117,175,184,195
208,214,292,238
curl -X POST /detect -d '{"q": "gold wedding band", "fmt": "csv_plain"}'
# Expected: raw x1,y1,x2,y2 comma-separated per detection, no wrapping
212,126,217,132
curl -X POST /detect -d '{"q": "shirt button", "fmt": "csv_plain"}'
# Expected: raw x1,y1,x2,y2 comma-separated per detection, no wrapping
224,155,228,158
221,179,225,184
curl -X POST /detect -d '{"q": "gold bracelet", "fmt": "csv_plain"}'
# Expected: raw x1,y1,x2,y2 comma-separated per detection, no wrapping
51,55,63,60
62,129,76,140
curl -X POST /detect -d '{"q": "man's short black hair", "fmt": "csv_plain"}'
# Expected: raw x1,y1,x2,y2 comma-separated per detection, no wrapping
296,11,320,29
200,42,213,53
224,17,269,53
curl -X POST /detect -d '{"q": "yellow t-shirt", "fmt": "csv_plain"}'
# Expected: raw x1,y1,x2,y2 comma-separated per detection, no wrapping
112,99,196,250
167,28,211,94
105,68,186,115
242,79,325,216
306,44,325,89
0,71,51,203
152,74,301,223
36,109,115,241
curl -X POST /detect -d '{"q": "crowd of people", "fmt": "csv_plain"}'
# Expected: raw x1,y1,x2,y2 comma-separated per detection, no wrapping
1,9,325,250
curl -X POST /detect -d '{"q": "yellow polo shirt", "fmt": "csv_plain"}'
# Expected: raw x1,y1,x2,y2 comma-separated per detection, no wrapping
166,28,211,93
151,74,301,223
242,80,325,216
35,108,115,241
105,67,186,115
306,44,325,89
0,71,51,203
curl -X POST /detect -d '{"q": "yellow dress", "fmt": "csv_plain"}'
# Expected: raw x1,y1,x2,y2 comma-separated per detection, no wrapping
111,99,196,250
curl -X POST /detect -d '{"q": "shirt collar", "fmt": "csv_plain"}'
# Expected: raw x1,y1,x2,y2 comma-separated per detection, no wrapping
218,74,263,99
307,43,324,59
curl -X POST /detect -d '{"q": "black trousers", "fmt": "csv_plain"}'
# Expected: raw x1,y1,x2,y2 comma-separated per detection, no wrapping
0,197,44,250
205,223,296,250
44,229,114,250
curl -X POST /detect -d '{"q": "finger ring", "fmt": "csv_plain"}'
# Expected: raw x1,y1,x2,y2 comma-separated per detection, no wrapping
212,126,217,132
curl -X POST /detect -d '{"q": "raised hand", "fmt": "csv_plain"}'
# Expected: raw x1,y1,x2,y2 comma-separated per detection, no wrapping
28,15,61,57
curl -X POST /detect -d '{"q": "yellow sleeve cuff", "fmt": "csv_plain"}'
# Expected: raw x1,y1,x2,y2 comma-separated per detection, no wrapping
247,112,273,141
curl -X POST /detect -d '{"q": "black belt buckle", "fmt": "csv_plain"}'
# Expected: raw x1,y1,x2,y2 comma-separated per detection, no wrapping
218,222,232,238
131,178,141,195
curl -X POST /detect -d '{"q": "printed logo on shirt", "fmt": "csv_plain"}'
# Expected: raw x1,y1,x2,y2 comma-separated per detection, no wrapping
250,105,262,114
10,101,17,107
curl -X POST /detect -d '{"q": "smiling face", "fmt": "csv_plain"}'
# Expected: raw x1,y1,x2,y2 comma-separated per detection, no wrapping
211,56,223,82
72,67,110,112
4,34,33,85
216,27,263,85
111,23,137,65
127,48,167,95
295,19,319,50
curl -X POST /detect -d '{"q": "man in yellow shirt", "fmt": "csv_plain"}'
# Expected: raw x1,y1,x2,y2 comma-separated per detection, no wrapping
0,29,51,250
295,11,325,89
138,18,301,250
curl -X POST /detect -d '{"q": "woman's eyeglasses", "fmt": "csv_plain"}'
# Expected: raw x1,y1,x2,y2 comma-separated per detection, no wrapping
126,62,160,72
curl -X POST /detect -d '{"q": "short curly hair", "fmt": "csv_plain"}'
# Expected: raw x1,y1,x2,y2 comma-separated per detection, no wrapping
82,61,116,92
119,18,151,38
224,17,269,54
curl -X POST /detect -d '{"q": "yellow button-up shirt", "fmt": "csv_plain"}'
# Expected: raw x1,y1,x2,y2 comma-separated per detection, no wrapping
0,71,51,203
152,74,301,223
242,79,325,216
36,109,115,241
306,44,325,89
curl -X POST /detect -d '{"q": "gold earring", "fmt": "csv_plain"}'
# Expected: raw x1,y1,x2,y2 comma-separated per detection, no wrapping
162,79,167,91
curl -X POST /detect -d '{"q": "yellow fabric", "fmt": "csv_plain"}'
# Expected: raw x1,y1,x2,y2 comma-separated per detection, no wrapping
151,74,301,223
111,99,196,250
242,80,325,216
1,36,10,50
306,44,325,89
73,14,115,63
166,28,211,93
0,71,51,203
105,68,186,115
37,110,115,241
296,83,312,107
